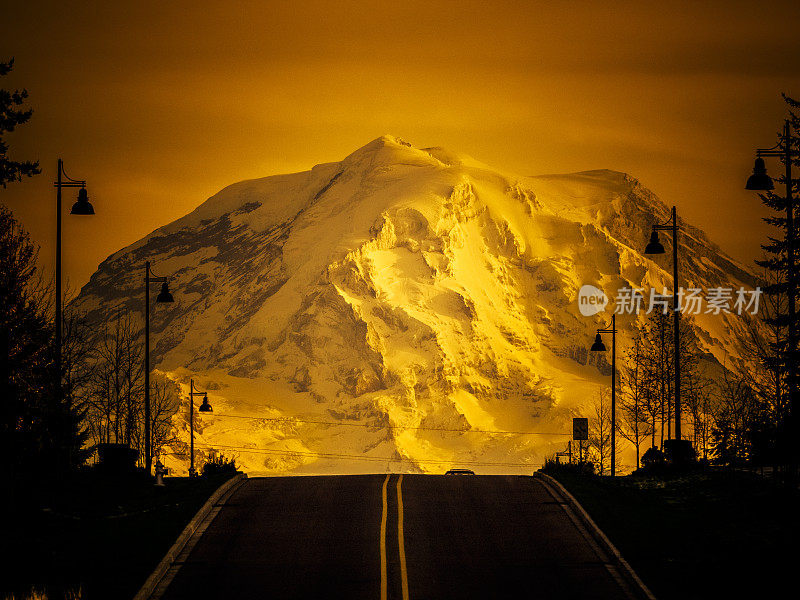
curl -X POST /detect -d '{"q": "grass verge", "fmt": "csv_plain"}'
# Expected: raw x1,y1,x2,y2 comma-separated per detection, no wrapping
4,471,237,600
544,468,799,599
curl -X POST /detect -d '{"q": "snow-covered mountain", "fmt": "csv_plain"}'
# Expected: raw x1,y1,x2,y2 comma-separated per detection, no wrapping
73,136,755,475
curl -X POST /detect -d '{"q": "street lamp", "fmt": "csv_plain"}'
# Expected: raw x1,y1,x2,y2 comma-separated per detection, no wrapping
746,122,797,436
644,206,686,455
188,379,213,477
745,157,775,191
144,261,174,474
590,313,617,476
53,159,95,399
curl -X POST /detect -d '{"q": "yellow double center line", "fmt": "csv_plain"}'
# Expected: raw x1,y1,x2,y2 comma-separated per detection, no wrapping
380,474,410,600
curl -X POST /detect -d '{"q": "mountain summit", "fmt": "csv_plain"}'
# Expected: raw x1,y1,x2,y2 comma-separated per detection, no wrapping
74,136,753,474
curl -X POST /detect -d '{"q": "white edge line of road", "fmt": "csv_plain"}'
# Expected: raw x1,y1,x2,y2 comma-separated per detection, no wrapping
534,472,658,600
133,472,248,600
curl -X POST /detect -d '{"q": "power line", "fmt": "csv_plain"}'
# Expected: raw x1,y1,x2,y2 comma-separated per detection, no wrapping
203,412,571,437
169,443,540,468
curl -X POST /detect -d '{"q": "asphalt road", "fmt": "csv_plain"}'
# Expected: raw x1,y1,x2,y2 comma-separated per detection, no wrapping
161,475,639,600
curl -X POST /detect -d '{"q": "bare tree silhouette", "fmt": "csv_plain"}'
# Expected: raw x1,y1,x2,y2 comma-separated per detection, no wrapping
618,333,655,469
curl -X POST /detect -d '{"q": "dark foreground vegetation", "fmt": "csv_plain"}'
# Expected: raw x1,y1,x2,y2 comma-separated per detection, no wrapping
543,464,799,600
3,471,236,600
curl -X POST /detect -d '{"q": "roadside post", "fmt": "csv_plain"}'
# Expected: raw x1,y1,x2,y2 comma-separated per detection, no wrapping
573,418,588,464
154,460,167,487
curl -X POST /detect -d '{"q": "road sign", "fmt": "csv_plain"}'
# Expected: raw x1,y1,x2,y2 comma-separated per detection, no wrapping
573,417,588,441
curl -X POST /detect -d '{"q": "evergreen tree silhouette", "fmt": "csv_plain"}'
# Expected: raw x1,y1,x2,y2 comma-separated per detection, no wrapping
0,58,40,187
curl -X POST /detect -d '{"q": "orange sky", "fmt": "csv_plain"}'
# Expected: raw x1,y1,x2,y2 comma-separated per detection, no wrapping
1,0,799,291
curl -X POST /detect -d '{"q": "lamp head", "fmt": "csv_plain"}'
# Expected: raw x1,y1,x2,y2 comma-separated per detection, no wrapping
590,332,607,352
70,187,95,215
156,281,174,303
745,157,774,191
644,229,665,255
198,393,213,412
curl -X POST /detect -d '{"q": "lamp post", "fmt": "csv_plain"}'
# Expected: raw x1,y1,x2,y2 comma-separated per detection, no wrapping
746,121,799,481
644,206,685,451
53,159,95,400
188,379,213,477
144,261,174,474
590,313,617,476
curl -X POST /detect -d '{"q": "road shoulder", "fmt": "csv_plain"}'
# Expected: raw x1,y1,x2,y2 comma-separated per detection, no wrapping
134,472,248,600
535,472,657,600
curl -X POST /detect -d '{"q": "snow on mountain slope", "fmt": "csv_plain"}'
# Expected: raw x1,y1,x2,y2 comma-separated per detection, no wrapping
73,136,755,475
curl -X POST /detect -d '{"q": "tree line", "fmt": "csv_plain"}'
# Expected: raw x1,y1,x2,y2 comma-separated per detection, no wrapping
2,59,180,480
1,202,181,477
580,306,780,475
583,94,799,476
580,310,711,474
